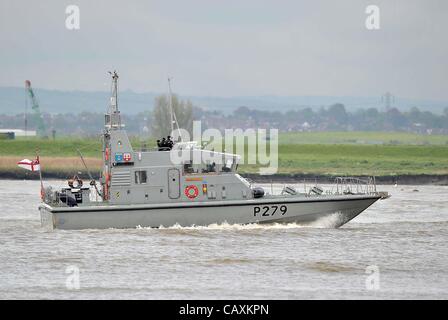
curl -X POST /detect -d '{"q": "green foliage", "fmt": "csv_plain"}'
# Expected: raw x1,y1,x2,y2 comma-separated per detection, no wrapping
151,94,193,139
0,136,157,158
0,137,102,158
238,143,448,175
279,131,448,145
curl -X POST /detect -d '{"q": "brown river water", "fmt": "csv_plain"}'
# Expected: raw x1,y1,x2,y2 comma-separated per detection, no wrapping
0,180,447,299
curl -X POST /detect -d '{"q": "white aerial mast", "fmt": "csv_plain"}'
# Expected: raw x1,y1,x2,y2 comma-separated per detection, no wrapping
106,71,121,129
167,77,183,142
168,77,174,134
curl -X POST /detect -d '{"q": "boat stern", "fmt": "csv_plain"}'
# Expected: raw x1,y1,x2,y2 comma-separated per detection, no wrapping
39,203,55,230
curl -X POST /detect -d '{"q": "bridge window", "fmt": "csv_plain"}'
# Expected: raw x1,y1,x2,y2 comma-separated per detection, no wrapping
135,170,147,184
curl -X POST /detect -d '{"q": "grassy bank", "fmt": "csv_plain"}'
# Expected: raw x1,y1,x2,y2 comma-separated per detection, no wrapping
279,131,448,145
240,144,448,175
0,137,103,158
1,132,448,178
0,156,102,179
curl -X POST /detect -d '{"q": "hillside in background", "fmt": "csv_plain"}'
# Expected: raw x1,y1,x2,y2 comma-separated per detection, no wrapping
1,86,447,115
2,104,448,136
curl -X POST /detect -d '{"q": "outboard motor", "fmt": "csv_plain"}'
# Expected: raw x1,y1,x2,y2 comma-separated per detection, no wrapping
252,187,265,198
57,192,78,207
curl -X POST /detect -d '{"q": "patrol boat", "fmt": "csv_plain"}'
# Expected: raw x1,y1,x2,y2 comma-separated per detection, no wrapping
39,72,388,230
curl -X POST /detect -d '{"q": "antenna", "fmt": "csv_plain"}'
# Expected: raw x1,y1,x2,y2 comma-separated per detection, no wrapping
108,71,119,113
168,77,174,134
167,78,183,142
106,71,121,128
77,148,101,197
24,85,28,137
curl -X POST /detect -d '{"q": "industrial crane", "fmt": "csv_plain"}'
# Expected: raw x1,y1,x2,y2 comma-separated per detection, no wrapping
25,80,47,138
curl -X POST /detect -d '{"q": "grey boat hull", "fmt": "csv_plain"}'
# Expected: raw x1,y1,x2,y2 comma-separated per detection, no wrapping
39,194,380,230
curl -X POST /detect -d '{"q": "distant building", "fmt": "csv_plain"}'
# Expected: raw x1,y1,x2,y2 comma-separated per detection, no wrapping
0,131,14,139
0,129,37,138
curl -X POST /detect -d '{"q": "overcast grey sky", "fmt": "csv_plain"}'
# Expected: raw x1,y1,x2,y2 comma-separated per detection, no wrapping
0,0,447,100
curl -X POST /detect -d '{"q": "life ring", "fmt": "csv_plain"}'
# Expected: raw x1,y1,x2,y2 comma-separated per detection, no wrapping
184,185,199,199
68,176,83,189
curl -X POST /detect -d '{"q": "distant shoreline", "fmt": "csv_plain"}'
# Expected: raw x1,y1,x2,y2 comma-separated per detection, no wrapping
1,170,447,185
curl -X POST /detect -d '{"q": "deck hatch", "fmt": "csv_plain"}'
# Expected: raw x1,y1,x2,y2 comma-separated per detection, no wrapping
168,168,180,199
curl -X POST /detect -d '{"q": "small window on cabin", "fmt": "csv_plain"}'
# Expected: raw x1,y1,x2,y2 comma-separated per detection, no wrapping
135,170,147,184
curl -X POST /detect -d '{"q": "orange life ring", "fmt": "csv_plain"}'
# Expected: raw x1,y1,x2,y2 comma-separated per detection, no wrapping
68,177,83,189
184,185,199,199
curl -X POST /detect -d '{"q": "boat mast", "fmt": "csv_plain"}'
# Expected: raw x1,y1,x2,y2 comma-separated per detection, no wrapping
107,71,121,129
102,71,120,201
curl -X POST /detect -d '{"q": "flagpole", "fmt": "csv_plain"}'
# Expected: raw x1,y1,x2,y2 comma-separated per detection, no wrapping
36,149,44,200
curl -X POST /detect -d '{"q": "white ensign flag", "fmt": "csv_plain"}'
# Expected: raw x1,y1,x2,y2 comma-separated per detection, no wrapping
17,158,41,171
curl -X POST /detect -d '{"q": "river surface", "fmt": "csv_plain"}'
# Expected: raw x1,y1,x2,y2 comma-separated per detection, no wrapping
0,180,447,299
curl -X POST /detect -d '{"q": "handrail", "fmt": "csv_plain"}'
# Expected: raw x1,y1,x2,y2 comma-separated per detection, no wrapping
333,176,377,195
250,176,379,197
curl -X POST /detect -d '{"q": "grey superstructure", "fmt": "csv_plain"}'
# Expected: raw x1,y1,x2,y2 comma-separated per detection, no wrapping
39,73,388,230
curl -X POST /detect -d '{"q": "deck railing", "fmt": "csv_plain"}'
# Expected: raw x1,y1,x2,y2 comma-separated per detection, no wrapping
332,176,377,195
253,176,380,197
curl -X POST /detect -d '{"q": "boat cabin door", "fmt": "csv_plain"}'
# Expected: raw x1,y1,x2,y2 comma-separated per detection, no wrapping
168,168,180,199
